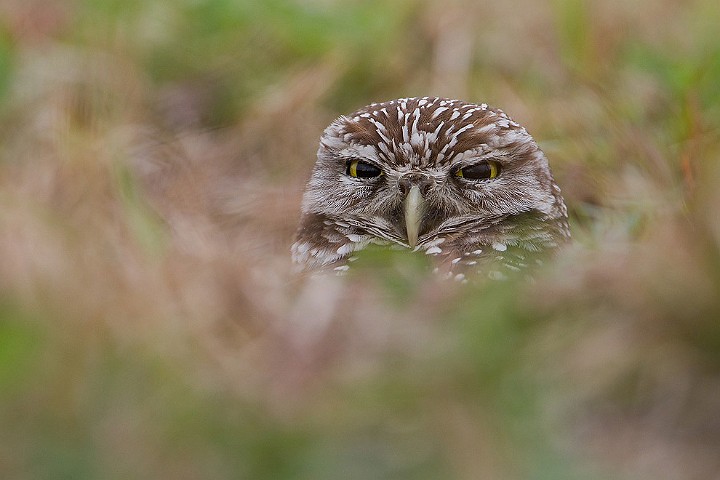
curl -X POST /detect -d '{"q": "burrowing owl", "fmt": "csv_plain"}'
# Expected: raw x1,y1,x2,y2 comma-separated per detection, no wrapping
292,97,569,278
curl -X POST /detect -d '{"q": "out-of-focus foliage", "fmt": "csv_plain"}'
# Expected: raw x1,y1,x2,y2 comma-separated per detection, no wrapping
1,1,719,479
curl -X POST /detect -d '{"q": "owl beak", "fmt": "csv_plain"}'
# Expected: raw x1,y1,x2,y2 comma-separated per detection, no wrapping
404,185,424,248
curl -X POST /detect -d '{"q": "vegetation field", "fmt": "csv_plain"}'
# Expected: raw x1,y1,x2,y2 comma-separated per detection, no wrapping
1,1,719,479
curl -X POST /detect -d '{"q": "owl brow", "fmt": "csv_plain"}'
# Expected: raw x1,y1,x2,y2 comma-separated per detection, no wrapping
336,145,381,163
446,148,500,166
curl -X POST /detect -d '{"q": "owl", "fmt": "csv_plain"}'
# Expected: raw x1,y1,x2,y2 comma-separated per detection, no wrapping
292,97,569,278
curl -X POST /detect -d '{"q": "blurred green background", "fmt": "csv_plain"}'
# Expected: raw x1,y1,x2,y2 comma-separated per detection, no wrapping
1,1,719,479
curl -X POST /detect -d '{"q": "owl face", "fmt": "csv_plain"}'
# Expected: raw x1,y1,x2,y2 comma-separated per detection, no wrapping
293,97,569,272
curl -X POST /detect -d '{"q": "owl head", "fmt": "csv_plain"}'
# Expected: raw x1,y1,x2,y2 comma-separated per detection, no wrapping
293,97,569,273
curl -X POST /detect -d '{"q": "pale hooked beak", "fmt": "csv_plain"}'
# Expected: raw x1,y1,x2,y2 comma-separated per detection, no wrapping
403,185,424,248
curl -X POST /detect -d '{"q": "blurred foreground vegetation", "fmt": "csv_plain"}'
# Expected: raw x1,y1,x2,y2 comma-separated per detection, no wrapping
1,1,720,479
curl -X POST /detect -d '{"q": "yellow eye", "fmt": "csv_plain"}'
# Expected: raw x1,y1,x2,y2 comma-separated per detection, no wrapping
347,159,382,178
455,160,500,180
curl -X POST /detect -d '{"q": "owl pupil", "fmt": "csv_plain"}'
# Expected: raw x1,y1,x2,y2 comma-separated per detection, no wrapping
347,160,382,178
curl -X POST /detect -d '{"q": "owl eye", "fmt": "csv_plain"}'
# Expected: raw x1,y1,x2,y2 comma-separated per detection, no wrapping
455,160,501,180
346,159,382,178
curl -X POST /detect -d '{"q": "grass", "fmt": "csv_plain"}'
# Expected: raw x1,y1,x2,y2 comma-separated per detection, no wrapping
1,0,719,479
